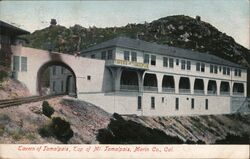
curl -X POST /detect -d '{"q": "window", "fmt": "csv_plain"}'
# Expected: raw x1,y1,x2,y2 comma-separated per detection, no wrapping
219,66,222,72
223,67,226,75
201,63,205,72
196,62,200,71
151,97,155,109
175,98,179,110
21,56,27,72
87,75,91,80
13,56,20,71
52,66,56,75
162,97,164,103
234,69,238,76
144,54,149,64
138,96,142,110
191,98,194,109
163,57,168,67
151,55,156,65
181,60,186,70
52,81,56,91
131,52,137,62
235,69,242,77
239,69,241,77
107,50,113,60
176,59,179,65
187,61,191,70
214,65,218,74
205,99,208,110
61,67,64,74
169,58,174,68
227,68,230,75
101,51,106,60
124,51,130,61
91,54,96,59
210,65,213,73
61,80,64,92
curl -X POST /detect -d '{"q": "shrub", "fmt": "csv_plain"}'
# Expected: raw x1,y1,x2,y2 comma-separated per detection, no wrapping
42,101,54,118
0,124,5,136
38,125,53,137
38,117,74,143
0,70,8,83
51,117,73,143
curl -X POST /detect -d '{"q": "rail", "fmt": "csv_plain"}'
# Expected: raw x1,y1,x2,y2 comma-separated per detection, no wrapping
179,89,190,94
0,94,65,109
207,90,217,95
162,87,175,93
143,86,158,92
120,85,139,91
194,90,204,94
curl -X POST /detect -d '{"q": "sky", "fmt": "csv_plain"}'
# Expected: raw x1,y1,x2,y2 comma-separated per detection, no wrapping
0,0,249,49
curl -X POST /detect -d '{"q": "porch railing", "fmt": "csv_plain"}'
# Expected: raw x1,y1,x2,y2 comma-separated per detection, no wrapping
144,86,158,92
207,90,217,95
233,92,244,96
220,91,230,95
179,89,190,94
120,85,139,91
194,89,204,94
162,87,175,93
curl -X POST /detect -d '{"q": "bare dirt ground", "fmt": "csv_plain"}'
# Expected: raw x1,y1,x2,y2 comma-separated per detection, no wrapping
0,78,30,100
0,96,111,144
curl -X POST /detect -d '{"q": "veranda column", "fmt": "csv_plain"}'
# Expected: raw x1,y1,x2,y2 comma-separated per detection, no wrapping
216,80,221,95
189,76,195,94
137,71,143,92
203,78,209,95
243,82,247,97
114,67,122,91
157,73,163,93
230,81,233,96
174,75,180,94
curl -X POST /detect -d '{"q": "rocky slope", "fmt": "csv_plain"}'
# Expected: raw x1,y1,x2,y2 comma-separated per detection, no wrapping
0,78,30,100
0,97,249,144
22,15,250,94
0,97,110,144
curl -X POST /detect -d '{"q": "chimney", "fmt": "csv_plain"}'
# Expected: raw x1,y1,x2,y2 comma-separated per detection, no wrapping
50,19,57,26
196,16,201,22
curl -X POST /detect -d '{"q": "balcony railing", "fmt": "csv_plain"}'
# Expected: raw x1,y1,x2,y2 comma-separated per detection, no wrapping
233,92,244,96
144,86,158,92
120,85,139,91
220,91,230,96
179,89,190,94
207,90,217,95
194,89,204,94
162,87,175,93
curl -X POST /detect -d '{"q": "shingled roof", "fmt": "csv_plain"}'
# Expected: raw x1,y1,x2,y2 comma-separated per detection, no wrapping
0,20,30,36
81,36,244,68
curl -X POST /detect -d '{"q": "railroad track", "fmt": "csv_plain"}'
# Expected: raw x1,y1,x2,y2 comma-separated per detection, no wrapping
0,94,65,108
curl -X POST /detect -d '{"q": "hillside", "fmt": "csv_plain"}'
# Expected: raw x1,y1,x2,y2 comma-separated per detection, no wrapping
0,97,249,144
22,15,250,95
23,15,249,67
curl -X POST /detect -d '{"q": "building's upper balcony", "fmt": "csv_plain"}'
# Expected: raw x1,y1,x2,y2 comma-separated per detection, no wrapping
105,59,149,70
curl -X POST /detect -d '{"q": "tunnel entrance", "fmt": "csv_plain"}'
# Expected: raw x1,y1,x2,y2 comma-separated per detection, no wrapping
37,61,77,97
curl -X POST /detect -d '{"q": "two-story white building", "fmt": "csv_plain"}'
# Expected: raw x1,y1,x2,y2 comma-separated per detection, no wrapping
78,36,247,116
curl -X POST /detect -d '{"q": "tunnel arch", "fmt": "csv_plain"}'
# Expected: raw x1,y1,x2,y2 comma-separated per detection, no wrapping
37,61,77,97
